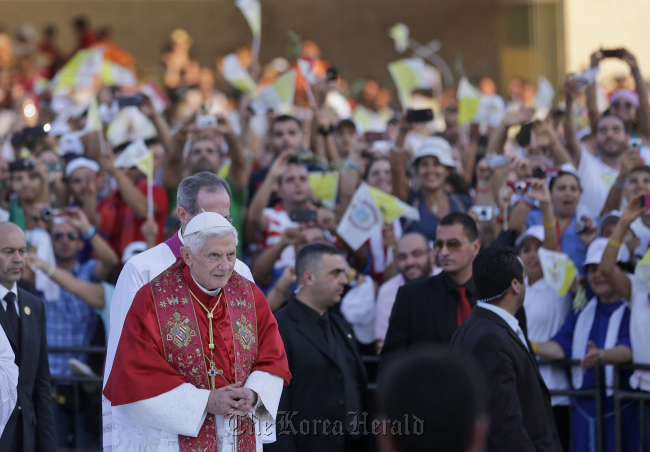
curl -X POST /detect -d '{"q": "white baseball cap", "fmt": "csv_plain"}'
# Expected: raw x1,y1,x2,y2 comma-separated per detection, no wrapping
515,225,545,247
584,237,630,267
411,136,456,169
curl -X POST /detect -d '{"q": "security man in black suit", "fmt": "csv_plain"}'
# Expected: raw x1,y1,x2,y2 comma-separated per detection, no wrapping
380,213,527,373
267,244,369,452
451,247,562,452
0,222,56,452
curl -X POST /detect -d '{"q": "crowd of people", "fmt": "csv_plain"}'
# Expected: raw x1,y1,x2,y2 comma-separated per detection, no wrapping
0,13,648,452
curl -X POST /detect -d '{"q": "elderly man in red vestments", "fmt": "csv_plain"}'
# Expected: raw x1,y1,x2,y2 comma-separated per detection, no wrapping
103,212,291,452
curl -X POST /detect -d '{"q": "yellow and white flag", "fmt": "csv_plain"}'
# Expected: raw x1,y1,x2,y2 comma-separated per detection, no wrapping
114,139,155,217
387,58,431,109
538,247,577,295
337,183,419,250
235,0,262,61
100,60,137,88
51,48,104,92
114,139,153,178
235,0,261,38
366,184,419,223
352,105,388,133
388,23,410,53
250,70,296,115
457,77,481,126
222,53,257,96
309,171,339,210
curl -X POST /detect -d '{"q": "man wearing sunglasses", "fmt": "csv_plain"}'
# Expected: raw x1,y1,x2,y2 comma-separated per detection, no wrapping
379,213,481,370
33,209,118,449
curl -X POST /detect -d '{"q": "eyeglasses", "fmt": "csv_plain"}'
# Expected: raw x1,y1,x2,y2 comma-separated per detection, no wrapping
53,232,79,242
611,101,634,109
433,238,465,253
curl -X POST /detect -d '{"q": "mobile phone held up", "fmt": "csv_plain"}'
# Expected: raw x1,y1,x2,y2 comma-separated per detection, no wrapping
196,115,217,129
601,48,624,59
117,94,143,108
406,109,434,123
290,209,317,223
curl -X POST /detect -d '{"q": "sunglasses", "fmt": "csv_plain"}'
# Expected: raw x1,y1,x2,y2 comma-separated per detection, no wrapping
433,238,466,253
53,232,79,242
611,101,634,109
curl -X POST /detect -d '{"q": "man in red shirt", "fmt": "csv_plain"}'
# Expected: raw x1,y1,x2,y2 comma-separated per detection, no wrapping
97,143,169,259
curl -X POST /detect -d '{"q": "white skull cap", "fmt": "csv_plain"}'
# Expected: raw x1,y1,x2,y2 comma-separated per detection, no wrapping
184,212,232,236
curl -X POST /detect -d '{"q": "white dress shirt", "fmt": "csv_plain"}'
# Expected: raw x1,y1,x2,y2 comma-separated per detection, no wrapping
103,230,254,451
523,277,571,405
0,283,19,317
0,324,18,437
478,302,529,350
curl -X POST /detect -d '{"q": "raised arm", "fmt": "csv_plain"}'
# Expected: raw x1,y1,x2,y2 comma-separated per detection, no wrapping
65,206,119,280
100,148,150,219
563,74,583,166
247,151,291,235
623,49,650,142
600,150,644,216
251,228,299,287
599,196,645,302
26,254,106,309
391,115,412,202
533,118,572,166
139,94,172,154
217,115,250,192
527,178,559,252
486,107,535,156
586,51,603,135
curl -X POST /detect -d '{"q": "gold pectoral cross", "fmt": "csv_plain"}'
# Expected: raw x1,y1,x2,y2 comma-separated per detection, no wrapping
206,360,229,390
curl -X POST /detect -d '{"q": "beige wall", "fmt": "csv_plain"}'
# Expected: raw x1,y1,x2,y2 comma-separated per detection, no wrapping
564,0,650,81
0,0,502,96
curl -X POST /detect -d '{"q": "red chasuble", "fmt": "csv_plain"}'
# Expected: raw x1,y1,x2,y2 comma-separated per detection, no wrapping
104,259,291,452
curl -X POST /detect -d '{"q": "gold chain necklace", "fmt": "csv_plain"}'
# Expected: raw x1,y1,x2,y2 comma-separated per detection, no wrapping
189,288,230,389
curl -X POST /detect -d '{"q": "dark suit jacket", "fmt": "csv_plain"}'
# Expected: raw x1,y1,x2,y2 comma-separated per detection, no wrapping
266,298,369,452
0,288,56,452
379,272,528,373
451,306,561,452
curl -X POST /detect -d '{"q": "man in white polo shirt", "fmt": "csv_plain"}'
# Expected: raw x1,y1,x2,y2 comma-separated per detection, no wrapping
101,172,254,452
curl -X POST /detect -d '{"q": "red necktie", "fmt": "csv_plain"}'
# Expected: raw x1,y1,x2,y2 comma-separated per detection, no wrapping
455,286,472,327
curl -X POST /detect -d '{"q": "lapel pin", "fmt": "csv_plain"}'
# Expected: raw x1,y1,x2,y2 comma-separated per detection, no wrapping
347,333,352,339
24,306,31,316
